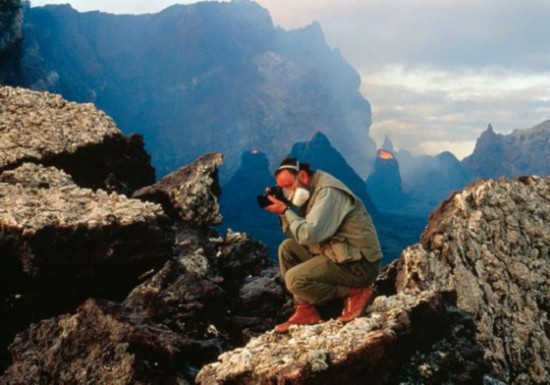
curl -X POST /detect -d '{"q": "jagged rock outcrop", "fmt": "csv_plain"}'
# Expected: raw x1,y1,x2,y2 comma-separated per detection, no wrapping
2,299,192,385
197,176,549,384
0,86,155,194
0,163,171,278
395,176,550,384
0,0,22,84
463,121,550,179
133,153,223,227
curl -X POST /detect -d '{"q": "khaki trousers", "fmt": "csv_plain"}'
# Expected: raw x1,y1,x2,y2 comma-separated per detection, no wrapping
278,239,380,305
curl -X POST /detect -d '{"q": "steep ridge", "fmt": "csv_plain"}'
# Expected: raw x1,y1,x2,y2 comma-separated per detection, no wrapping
463,121,550,178
14,1,376,178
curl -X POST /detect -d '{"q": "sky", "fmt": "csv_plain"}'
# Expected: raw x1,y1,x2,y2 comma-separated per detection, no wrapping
30,0,550,159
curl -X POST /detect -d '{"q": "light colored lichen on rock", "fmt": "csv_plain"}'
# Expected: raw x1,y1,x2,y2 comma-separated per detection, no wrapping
0,86,120,167
398,176,550,384
196,291,441,384
0,163,164,231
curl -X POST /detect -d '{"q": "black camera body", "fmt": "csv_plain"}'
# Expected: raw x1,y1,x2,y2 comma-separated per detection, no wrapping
257,185,290,208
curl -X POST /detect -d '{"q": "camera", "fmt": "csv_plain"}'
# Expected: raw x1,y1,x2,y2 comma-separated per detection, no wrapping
257,185,290,208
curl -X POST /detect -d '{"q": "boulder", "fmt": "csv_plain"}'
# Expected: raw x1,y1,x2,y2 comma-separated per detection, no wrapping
396,176,550,384
133,153,223,227
196,290,486,385
0,163,172,279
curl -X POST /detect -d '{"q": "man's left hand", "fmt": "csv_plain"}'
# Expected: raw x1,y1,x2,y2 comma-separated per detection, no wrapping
264,195,288,215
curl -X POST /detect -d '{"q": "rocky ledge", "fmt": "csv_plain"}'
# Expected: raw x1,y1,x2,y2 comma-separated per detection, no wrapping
0,86,154,193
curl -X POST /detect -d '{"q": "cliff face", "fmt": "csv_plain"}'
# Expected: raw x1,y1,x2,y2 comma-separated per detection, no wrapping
0,0,22,83
14,1,376,178
463,121,550,178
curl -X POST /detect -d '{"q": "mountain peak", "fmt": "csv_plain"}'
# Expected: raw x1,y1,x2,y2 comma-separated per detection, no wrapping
381,135,394,152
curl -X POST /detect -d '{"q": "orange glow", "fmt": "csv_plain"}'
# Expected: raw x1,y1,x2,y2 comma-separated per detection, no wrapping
377,149,394,160
251,149,259,154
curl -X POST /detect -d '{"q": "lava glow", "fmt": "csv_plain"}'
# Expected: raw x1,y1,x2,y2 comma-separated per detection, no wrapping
377,149,395,160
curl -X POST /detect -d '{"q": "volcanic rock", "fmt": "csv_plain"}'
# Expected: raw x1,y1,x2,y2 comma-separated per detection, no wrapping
2,299,192,385
196,290,487,385
0,163,171,278
396,176,550,384
0,162,173,373
0,149,283,383
0,86,155,194
133,153,223,227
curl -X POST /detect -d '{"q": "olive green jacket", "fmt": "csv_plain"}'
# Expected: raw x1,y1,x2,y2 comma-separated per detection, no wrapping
281,170,382,263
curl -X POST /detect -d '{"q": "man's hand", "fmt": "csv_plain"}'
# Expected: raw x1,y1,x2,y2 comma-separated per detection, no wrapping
264,195,288,215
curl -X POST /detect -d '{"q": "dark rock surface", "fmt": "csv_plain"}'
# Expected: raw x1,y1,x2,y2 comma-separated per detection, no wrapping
0,163,173,373
1,125,285,383
2,299,192,385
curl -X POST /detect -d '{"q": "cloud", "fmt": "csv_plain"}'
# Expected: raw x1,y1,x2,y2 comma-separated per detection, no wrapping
363,65,550,158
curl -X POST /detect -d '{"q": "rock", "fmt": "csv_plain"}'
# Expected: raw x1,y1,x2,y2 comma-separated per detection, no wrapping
2,298,192,385
0,86,155,194
0,163,173,372
133,153,223,226
0,163,172,278
396,176,550,384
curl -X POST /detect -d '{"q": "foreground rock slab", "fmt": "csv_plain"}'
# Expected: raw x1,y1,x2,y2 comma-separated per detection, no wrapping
0,86,154,193
2,299,192,385
395,176,550,384
0,163,172,278
0,163,173,369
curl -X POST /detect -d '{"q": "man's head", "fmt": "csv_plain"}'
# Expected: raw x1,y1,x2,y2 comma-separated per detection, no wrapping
274,157,313,207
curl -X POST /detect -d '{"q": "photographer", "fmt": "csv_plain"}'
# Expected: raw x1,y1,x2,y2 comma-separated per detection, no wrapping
261,157,382,333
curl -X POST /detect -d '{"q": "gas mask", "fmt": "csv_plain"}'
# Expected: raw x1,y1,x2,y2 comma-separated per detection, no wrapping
283,177,311,207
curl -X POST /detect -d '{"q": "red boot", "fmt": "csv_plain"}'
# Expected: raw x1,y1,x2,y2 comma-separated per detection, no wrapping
337,287,374,323
274,304,322,334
